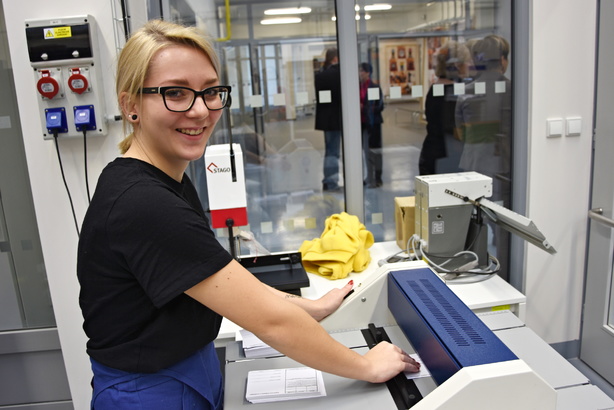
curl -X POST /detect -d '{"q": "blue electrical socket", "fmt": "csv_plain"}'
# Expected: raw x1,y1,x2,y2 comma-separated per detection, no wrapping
45,107,68,134
73,105,97,131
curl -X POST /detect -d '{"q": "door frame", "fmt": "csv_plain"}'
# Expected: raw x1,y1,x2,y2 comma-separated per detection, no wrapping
579,0,614,386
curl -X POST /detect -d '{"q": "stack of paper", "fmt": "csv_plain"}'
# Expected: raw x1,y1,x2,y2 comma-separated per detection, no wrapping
239,329,281,359
246,367,327,404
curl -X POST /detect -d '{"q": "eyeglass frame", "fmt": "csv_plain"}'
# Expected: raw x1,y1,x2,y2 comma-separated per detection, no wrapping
139,85,232,112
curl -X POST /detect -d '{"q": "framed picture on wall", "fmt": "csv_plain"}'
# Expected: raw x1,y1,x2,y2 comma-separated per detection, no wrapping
380,41,421,98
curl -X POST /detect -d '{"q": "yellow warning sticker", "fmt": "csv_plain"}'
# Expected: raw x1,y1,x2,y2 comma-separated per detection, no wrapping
43,26,72,39
491,305,511,312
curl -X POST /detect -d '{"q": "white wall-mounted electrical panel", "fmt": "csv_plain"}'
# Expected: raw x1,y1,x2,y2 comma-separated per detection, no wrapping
25,15,107,140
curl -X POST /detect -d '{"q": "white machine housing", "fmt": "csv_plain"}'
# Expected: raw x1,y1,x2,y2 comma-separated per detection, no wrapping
414,172,492,256
205,143,248,229
414,171,556,259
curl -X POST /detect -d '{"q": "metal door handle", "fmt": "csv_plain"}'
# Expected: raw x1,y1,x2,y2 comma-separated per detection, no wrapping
588,208,614,228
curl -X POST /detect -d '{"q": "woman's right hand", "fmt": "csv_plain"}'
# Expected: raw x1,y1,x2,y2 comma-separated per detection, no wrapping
362,341,421,383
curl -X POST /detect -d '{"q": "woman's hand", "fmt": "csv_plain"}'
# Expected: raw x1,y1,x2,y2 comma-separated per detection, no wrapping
309,280,354,321
362,341,421,383
264,280,354,321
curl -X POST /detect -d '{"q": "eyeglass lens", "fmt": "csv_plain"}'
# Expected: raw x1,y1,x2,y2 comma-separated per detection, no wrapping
163,87,229,112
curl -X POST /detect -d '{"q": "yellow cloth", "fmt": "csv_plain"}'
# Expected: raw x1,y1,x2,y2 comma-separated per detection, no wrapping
299,212,374,280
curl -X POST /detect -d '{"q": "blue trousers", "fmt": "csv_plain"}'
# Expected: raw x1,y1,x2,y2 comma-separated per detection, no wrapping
90,343,223,410
322,130,342,189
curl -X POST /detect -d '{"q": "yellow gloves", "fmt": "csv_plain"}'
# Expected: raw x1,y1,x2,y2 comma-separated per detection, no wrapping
299,212,374,280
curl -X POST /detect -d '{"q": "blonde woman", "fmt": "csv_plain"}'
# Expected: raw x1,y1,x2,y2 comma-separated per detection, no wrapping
419,40,472,175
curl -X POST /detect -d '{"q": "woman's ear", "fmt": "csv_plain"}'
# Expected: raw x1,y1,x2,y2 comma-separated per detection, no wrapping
119,91,138,120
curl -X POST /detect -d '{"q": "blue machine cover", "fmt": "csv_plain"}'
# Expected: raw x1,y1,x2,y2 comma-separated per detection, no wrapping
388,268,517,385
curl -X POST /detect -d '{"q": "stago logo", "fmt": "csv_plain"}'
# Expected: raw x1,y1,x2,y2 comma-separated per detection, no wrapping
206,162,231,174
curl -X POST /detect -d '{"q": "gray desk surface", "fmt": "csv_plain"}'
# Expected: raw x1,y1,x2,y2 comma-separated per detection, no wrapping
225,347,397,409
556,384,614,410
494,326,589,389
224,326,437,409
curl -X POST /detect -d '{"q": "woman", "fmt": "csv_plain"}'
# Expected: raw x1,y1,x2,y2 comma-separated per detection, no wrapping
359,62,384,188
77,20,419,409
418,40,472,175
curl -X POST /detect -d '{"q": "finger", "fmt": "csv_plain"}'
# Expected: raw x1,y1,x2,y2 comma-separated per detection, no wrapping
341,280,354,299
406,361,421,373
400,352,420,367
400,354,421,372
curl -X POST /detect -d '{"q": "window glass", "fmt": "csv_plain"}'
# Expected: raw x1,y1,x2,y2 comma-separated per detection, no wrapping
0,17,55,330
356,0,513,278
166,0,513,278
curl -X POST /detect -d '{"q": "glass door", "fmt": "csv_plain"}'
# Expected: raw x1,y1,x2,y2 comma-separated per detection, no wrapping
579,0,614,386
0,5,55,332
0,3,70,405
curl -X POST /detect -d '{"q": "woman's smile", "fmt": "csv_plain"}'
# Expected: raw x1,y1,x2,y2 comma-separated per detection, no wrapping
177,127,205,136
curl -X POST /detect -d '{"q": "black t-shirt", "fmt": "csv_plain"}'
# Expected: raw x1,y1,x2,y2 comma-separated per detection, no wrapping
77,158,233,373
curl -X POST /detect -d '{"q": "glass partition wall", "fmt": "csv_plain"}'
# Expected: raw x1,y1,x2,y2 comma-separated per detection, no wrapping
155,0,513,278
0,4,55,331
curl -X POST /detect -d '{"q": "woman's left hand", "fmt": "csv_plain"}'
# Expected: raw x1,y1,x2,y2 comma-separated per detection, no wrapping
310,280,354,321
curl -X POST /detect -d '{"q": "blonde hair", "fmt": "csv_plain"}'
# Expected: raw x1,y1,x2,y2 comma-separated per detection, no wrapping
434,41,471,80
472,34,510,71
116,20,220,154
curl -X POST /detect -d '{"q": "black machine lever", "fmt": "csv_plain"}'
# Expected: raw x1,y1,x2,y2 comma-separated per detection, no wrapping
361,323,423,409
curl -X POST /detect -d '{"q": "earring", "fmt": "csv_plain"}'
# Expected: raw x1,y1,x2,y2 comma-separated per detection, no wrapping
130,114,138,121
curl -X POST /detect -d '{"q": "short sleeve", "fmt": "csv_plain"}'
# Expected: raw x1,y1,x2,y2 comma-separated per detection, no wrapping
107,181,233,307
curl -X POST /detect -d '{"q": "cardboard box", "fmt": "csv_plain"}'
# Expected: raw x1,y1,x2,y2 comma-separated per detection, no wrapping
395,196,415,250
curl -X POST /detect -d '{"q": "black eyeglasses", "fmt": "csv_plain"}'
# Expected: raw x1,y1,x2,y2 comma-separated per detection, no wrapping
140,85,232,112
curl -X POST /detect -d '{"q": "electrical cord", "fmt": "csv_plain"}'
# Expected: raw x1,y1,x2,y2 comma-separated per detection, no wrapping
378,249,413,266
53,131,80,236
378,232,500,284
407,233,500,282
82,128,91,203
377,235,423,266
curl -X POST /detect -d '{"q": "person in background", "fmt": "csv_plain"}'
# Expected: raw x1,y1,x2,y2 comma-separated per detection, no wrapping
359,62,384,188
455,34,511,182
315,47,343,191
463,37,480,81
455,34,512,279
419,41,472,175
77,20,419,410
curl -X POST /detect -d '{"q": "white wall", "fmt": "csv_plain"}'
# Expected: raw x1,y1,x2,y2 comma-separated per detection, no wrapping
1,0,598,407
524,0,596,344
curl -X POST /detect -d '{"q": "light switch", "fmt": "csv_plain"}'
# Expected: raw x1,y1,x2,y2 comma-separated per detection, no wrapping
547,118,563,138
566,117,582,136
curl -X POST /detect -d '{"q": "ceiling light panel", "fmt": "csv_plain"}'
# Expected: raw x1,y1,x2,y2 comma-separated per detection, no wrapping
264,7,312,15
364,3,392,11
260,17,303,25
